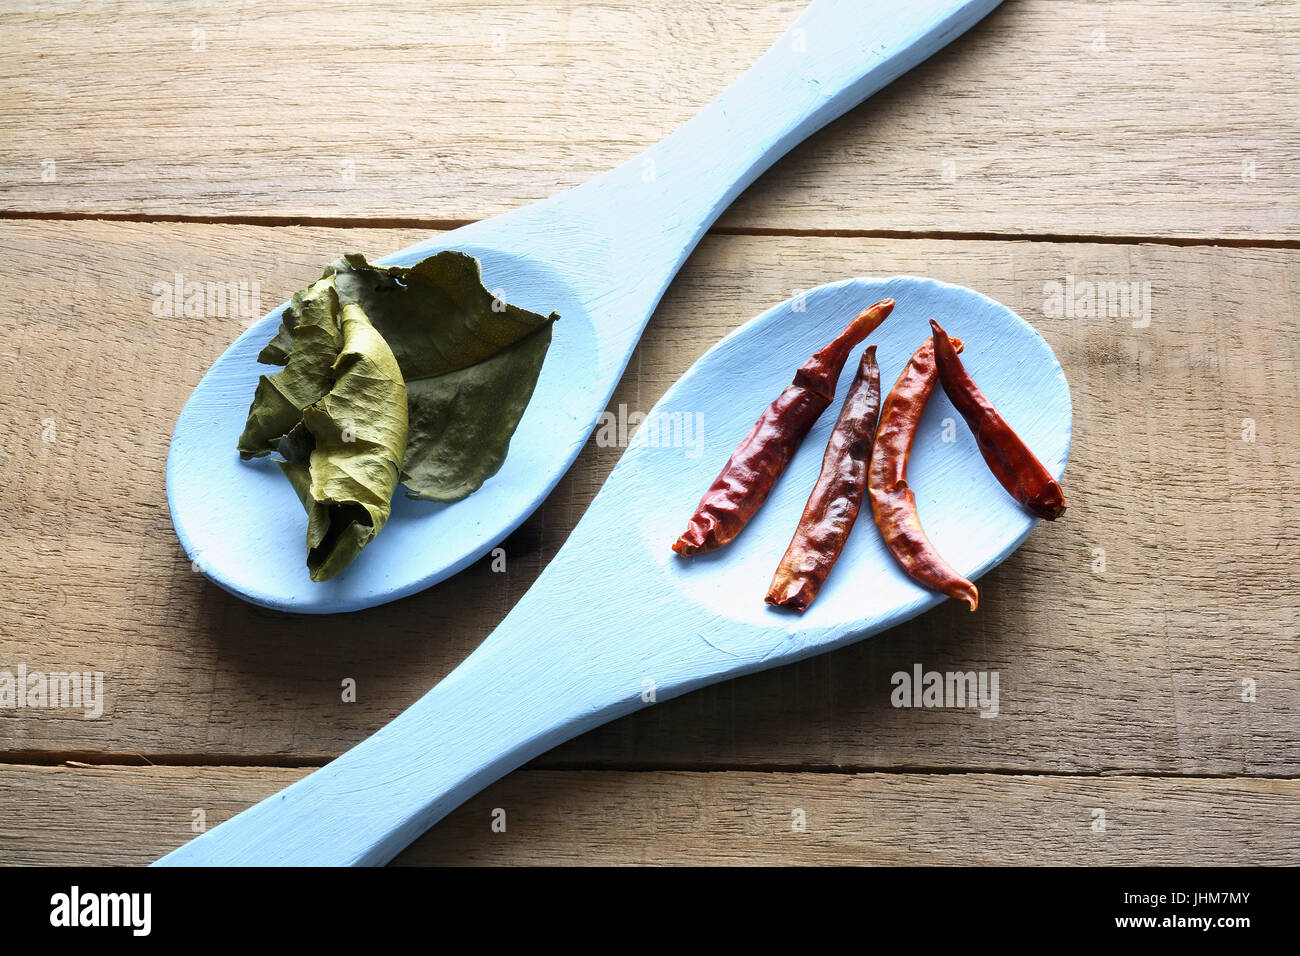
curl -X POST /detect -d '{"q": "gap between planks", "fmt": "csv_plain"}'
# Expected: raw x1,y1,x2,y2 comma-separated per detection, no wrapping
2,754,1296,782
1,211,1298,249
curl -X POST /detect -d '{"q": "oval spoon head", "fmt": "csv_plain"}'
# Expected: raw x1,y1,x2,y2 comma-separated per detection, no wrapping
619,276,1071,632
166,242,600,612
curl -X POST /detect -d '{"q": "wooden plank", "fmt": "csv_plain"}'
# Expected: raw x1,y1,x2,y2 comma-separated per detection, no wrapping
0,221,1296,776
1,1,1297,239
0,764,1294,865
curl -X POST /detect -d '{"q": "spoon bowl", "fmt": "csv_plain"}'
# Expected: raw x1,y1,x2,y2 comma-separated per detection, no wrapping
168,244,600,611
641,277,1071,629
164,0,1006,612
157,276,1071,866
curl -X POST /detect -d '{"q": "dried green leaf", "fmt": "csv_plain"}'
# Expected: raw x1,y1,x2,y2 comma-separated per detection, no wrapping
236,280,342,458
237,249,555,581
277,302,408,582
326,252,557,501
238,282,407,580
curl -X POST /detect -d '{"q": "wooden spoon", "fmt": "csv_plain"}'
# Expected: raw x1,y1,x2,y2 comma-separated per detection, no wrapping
156,276,1072,865
166,0,1006,613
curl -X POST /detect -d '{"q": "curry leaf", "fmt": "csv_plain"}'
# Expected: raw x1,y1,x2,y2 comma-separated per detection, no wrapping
276,302,408,581
237,249,556,581
325,252,558,501
238,281,407,581
236,280,342,458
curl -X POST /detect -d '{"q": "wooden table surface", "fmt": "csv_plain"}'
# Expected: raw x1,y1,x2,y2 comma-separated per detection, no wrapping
1,0,1297,865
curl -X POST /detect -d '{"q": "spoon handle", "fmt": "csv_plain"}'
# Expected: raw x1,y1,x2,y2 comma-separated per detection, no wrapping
621,0,1002,239
450,0,1002,332
155,547,719,866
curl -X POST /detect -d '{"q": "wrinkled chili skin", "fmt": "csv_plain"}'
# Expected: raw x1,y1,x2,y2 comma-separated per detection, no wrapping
929,319,1066,521
766,346,881,611
868,337,979,611
674,386,828,556
673,299,894,557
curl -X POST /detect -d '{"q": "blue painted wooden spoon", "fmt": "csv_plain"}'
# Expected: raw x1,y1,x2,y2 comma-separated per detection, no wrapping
166,0,1005,613
156,276,1072,865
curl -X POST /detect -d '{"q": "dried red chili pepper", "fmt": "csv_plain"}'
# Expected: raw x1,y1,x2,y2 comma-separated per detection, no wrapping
766,345,881,611
868,336,979,610
673,299,895,557
929,319,1066,521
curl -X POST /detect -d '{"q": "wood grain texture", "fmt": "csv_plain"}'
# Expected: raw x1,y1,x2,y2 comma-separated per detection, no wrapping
2,1,1297,239
0,221,1295,779
0,765,1293,865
